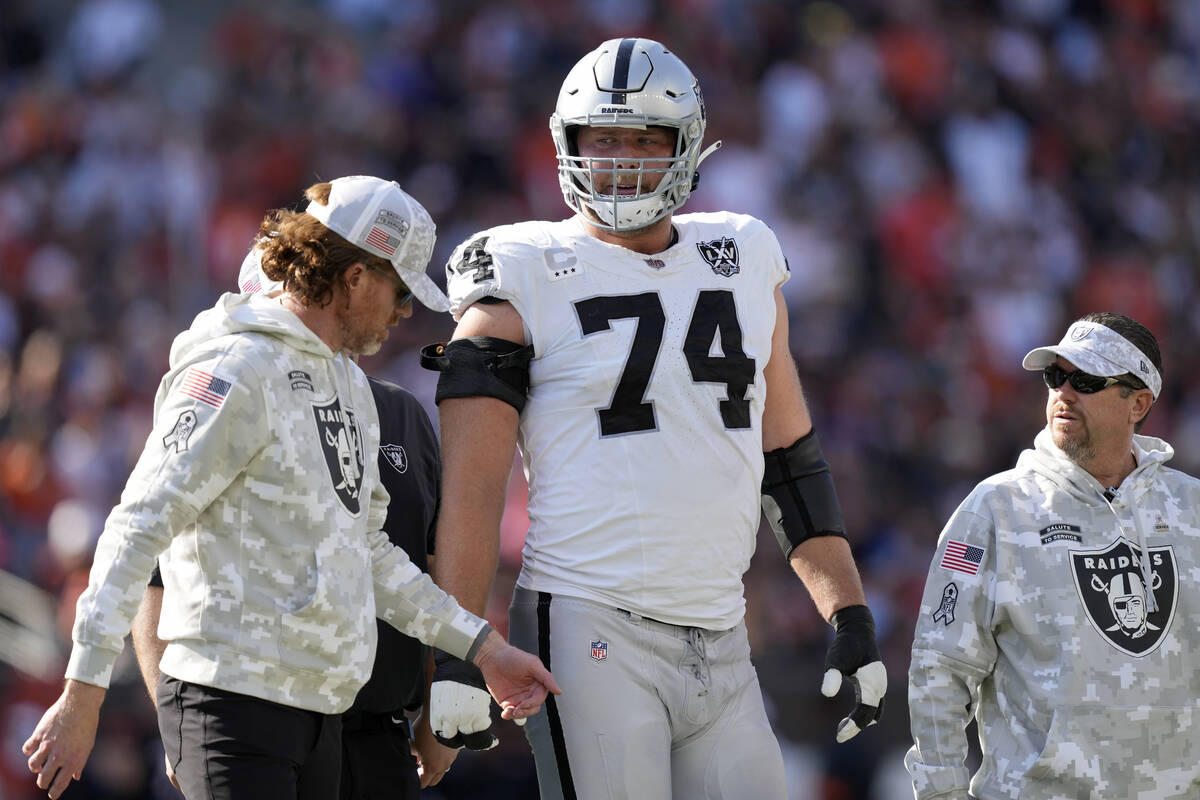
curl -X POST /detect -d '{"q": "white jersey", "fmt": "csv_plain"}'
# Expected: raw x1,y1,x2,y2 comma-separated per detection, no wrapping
447,213,789,629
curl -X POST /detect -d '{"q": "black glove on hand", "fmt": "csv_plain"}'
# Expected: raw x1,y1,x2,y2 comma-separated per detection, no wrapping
820,604,886,743
430,650,499,751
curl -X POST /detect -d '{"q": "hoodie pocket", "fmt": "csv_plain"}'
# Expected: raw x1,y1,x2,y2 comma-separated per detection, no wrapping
1024,706,1199,798
275,546,373,676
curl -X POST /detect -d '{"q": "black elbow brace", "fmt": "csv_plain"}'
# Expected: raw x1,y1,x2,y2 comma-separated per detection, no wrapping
761,429,847,559
420,336,534,412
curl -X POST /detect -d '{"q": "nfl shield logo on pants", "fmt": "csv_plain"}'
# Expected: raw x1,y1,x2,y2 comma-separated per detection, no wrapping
590,640,608,662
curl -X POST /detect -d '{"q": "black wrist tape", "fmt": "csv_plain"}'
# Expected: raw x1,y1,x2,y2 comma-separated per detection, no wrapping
433,648,487,689
830,604,874,633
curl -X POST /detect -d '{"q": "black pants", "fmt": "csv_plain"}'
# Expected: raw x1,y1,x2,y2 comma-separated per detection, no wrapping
157,675,342,800
339,710,419,800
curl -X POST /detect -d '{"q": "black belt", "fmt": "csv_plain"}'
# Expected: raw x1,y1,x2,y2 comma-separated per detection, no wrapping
341,710,412,737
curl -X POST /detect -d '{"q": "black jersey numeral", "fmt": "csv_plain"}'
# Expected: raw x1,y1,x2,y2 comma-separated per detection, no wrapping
574,290,755,436
684,290,755,429
575,293,665,436
452,236,495,284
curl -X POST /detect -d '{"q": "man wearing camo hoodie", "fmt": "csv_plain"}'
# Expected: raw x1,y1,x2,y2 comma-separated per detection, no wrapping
22,176,559,800
906,311,1200,799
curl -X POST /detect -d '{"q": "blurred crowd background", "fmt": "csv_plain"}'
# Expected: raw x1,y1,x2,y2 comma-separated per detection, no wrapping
2,0,1199,797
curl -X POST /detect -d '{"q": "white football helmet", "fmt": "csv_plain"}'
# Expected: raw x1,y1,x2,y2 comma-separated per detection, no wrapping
550,38,722,231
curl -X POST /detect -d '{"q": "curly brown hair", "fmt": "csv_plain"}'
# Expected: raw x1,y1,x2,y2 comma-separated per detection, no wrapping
255,182,393,307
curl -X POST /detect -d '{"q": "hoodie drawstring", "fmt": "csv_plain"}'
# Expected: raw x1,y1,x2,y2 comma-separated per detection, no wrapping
332,356,362,502
1098,488,1159,613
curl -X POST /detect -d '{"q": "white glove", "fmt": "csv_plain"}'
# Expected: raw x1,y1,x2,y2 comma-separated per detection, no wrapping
430,655,499,750
821,605,887,743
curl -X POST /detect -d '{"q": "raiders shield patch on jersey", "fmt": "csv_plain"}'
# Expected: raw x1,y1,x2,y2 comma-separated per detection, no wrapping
312,399,365,515
380,443,407,474
697,237,740,277
1069,537,1177,657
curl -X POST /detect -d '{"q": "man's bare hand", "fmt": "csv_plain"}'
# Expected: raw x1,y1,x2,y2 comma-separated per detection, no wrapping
413,711,459,787
472,630,561,721
22,680,106,799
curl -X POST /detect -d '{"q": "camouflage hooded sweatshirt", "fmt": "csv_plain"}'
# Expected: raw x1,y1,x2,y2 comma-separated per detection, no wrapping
906,428,1200,800
66,292,487,714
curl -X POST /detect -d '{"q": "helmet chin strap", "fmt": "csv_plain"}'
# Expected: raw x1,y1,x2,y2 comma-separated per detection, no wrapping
697,140,723,165
690,140,723,190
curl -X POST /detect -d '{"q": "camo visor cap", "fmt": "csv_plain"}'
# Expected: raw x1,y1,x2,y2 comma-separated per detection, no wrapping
1022,320,1161,400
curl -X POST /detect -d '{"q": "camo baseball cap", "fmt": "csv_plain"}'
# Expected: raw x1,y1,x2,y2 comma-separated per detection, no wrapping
305,175,449,312
237,237,282,295
1023,319,1161,399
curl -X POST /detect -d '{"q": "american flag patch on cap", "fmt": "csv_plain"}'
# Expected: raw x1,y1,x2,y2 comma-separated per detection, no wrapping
364,225,398,256
181,368,233,409
940,539,985,575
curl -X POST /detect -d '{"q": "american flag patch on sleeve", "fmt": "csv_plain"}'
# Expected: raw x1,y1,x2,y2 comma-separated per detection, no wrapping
181,368,234,409
940,539,985,575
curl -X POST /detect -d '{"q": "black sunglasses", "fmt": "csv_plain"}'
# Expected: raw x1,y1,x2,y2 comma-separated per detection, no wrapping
370,266,414,307
1042,364,1138,394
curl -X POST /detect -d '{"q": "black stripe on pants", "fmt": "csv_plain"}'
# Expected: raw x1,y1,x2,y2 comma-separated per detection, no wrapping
538,591,578,800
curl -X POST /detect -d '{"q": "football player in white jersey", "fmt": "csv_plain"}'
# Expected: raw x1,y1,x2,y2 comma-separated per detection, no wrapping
422,38,886,799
